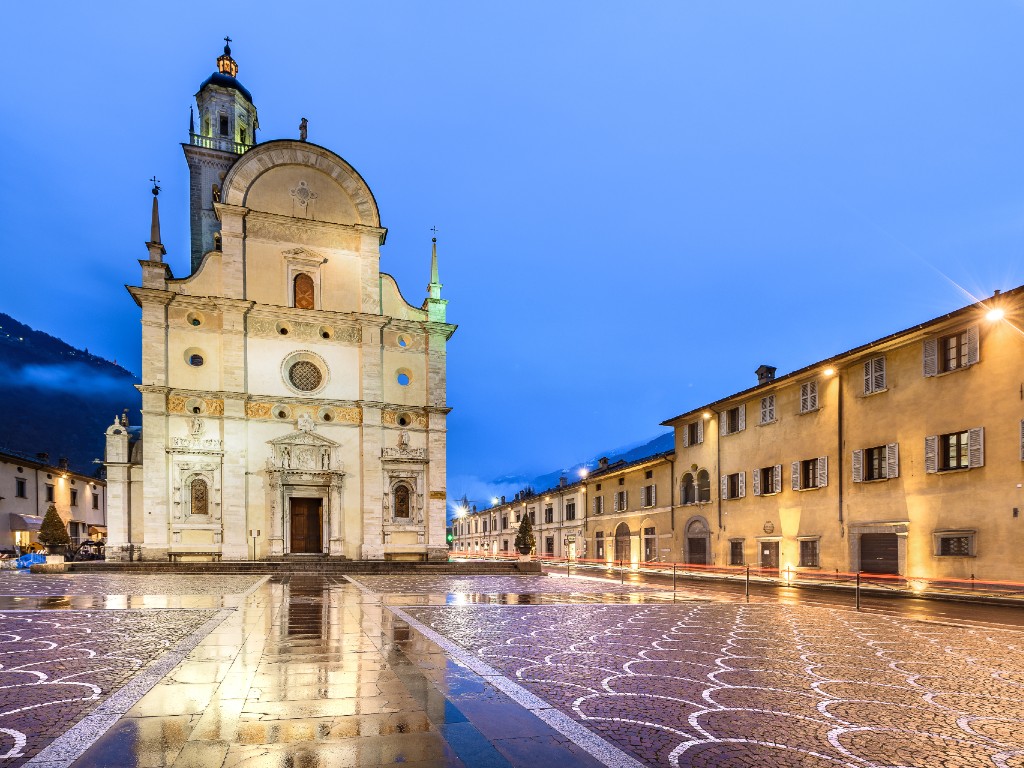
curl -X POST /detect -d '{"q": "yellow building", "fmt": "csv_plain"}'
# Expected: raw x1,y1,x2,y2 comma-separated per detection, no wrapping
663,288,1024,581
584,453,675,566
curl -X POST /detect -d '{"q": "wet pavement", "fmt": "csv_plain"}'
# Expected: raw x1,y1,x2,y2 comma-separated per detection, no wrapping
0,571,1022,767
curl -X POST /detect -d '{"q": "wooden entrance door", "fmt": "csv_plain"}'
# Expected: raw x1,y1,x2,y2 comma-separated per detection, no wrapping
687,537,707,565
860,533,899,574
290,498,322,553
760,541,779,569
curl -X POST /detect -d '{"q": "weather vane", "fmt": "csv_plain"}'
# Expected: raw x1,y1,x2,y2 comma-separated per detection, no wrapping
430,225,439,237
150,176,161,196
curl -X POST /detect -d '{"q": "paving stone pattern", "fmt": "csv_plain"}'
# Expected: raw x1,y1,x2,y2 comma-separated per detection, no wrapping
404,601,1024,767
0,574,263,597
355,574,670,598
0,609,216,766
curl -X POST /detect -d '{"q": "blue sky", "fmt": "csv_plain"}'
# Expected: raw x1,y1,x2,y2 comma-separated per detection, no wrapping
1,2,1022,506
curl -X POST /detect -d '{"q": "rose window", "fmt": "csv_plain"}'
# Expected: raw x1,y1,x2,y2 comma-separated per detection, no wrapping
289,361,323,391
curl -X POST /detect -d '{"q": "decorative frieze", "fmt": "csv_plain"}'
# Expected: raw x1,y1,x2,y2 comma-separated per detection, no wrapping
248,316,361,343
382,409,428,428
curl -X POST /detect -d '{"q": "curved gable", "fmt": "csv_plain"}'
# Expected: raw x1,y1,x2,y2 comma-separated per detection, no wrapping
222,140,381,227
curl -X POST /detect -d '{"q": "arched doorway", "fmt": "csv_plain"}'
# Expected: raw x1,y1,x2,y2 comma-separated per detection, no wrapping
614,522,631,563
685,516,710,565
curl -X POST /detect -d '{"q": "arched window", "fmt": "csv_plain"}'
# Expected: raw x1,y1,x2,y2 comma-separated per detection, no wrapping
394,484,411,519
190,478,209,516
294,273,315,310
697,470,711,503
681,473,696,505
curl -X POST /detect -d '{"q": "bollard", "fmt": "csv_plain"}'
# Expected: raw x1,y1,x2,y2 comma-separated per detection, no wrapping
745,565,750,602
620,560,624,585
856,571,862,611
567,558,570,578
673,563,677,591
971,573,975,591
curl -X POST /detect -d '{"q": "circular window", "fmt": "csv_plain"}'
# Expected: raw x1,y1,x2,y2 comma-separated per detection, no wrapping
319,325,333,340
280,351,329,395
289,361,322,391
396,368,412,387
323,412,333,422
187,312,203,327
397,413,411,427
189,354,204,367
276,322,290,336
397,335,409,348
184,348,205,367
275,407,291,420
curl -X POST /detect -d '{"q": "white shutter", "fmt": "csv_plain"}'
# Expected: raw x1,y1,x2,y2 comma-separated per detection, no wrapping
852,450,864,483
592,498,598,515
650,485,656,506
624,490,628,509
966,325,980,366
886,442,899,479
720,416,728,437
924,435,938,474
721,475,728,499
760,397,769,424
738,404,746,431
791,461,800,491
738,471,746,498
774,464,782,494
800,384,809,412
968,427,984,468
817,456,828,488
923,338,938,378
640,486,648,507
681,426,689,448
874,357,887,392
863,361,872,394
752,468,761,496
697,419,704,444
809,382,818,410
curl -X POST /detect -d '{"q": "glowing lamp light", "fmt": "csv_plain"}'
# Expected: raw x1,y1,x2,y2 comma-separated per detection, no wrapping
490,497,500,506
824,367,835,377
702,411,712,419
456,506,468,517
578,468,589,478
986,307,1005,322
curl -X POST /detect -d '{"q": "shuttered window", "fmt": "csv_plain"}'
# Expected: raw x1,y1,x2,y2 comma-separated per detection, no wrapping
753,465,782,496
924,326,980,377
799,382,818,413
593,496,604,515
722,472,745,500
613,490,627,511
853,444,898,481
792,457,828,490
926,428,984,472
683,420,704,447
721,405,746,435
760,395,776,424
863,356,887,394
640,484,656,507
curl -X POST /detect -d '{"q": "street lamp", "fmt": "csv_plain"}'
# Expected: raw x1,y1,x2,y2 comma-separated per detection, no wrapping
987,307,1005,323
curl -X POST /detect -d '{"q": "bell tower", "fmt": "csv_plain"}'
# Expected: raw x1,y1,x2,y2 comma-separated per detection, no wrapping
182,38,259,273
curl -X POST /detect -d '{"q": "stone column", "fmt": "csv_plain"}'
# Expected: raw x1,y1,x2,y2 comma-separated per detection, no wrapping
268,473,283,556
329,475,345,556
220,396,247,559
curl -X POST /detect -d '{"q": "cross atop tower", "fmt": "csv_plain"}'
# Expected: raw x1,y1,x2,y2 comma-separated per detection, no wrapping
150,176,161,196
217,36,238,76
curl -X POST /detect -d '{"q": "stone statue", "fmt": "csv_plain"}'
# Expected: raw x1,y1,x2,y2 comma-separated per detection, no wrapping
190,416,204,437
281,446,291,468
398,430,410,451
297,413,316,433
299,117,308,141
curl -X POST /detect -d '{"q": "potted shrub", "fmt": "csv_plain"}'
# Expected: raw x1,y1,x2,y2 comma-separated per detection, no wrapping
514,514,535,559
38,504,71,561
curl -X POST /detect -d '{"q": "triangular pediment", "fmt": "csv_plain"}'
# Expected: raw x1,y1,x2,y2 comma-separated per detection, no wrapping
269,429,340,448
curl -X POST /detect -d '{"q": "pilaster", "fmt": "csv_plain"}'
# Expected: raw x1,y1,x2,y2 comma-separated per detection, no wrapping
221,395,248,559
216,203,248,299
360,405,384,559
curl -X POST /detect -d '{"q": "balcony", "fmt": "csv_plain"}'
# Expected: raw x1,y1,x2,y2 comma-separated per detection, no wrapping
189,133,253,155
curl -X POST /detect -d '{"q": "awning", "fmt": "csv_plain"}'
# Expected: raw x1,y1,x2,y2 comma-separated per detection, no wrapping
9,514,43,532
88,526,107,536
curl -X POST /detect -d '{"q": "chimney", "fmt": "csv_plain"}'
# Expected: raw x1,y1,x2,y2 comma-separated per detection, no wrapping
598,457,609,470
36,452,49,464
500,495,506,504
756,365,777,385
58,457,69,472
559,476,567,487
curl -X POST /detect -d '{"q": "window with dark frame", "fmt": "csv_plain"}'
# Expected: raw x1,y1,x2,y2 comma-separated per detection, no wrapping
686,422,700,445
15,478,26,498
682,473,696,504
565,501,576,521
219,115,229,136
70,489,78,507
730,540,744,565
727,473,741,499
940,431,970,471
501,515,508,529
544,506,554,524
802,458,818,489
759,467,776,495
940,331,969,373
726,406,741,434
799,540,820,567
45,484,54,502
545,536,554,555
596,531,605,559
865,446,887,481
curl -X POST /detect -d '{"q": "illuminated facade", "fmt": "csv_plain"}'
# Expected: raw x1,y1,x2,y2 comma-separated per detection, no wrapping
664,288,1024,581
104,43,456,562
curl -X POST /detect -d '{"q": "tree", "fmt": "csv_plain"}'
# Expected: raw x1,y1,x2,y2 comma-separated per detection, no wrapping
38,504,71,552
514,513,535,555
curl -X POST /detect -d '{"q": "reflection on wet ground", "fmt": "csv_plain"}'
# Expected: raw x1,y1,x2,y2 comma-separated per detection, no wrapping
7,570,1023,768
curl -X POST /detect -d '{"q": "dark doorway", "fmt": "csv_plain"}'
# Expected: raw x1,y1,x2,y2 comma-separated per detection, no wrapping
614,523,631,563
760,541,779,569
290,498,322,553
860,533,899,574
687,537,707,565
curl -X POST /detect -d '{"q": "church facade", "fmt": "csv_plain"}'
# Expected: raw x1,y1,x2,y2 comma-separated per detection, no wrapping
104,42,456,561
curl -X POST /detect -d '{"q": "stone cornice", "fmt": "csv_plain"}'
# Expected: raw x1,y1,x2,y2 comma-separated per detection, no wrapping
244,209,386,243
127,285,174,308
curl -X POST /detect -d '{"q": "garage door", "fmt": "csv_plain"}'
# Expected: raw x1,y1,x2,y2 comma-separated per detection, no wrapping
860,533,899,574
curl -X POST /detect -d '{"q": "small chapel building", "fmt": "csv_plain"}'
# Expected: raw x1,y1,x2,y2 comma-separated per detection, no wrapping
104,41,456,561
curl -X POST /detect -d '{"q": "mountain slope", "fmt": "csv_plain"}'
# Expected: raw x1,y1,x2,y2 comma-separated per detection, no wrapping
0,313,140,474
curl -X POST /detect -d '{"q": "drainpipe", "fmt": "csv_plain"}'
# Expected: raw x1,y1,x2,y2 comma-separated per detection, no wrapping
837,369,845,534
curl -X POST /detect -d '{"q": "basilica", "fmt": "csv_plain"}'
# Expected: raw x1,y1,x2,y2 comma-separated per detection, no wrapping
104,41,455,561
